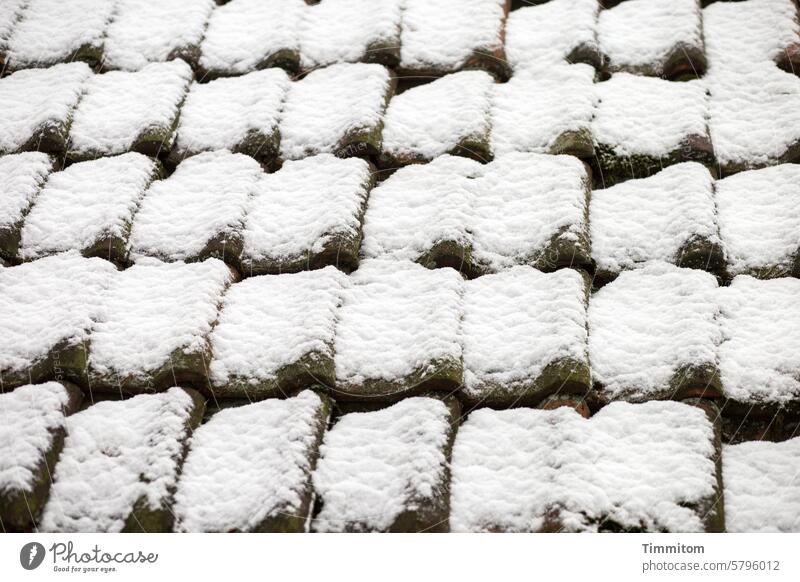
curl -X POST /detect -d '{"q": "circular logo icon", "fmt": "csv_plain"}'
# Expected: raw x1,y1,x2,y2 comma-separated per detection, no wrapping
20,542,46,570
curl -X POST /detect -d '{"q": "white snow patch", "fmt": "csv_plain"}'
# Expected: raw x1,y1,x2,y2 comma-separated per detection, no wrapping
0,152,53,232
0,0,26,48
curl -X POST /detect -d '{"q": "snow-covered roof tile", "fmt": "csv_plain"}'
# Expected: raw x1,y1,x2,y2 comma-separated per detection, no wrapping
198,0,305,78
241,154,372,275
174,391,329,532
716,164,800,278
724,437,800,533
381,70,494,166
0,62,92,155
87,259,235,393
0,253,116,388
40,387,204,532
103,0,215,71
588,262,722,402
333,260,463,400
171,68,290,164
590,162,722,281
0,152,53,261
129,151,261,264
597,0,706,79
718,276,800,406
450,401,721,532
3,0,114,71
461,267,590,408
312,396,459,532
20,153,158,263
209,268,348,398
67,60,193,160
0,381,82,530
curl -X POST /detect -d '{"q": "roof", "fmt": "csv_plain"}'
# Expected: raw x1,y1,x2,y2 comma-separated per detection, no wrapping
1,0,799,533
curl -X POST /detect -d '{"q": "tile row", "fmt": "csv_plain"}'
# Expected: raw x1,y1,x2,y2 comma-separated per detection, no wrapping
2,385,798,532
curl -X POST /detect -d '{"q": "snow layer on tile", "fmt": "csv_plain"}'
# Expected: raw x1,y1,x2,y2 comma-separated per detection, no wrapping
450,401,716,532
40,388,194,533
174,69,290,156
0,0,25,47
0,62,92,154
382,70,494,161
280,63,390,160
313,397,451,532
199,0,304,75
4,0,113,68
360,155,479,262
68,60,193,157
0,382,70,495
20,153,157,259
718,276,800,404
129,151,261,261
590,162,718,274
490,64,596,156
703,0,800,72
707,67,800,169
103,0,215,71
593,74,708,157
0,253,115,374
462,267,588,397
242,154,371,265
175,391,325,532
588,263,721,399
597,0,703,72
504,0,599,71
88,259,233,379
0,152,53,230
399,0,506,71
724,438,800,533
299,0,401,69
334,260,463,386
209,268,348,387
717,165,800,275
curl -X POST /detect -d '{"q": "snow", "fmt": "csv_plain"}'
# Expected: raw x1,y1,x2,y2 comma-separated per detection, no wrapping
4,0,113,69
593,73,708,157
450,401,717,532
588,262,721,401
209,268,348,388
334,260,463,388
68,60,193,158
299,0,402,69
242,154,371,268
381,70,494,162
0,253,115,374
462,267,588,399
399,0,506,72
103,0,215,71
724,438,800,533
0,62,92,154
590,162,718,275
597,0,703,74
174,68,290,157
0,0,25,48
0,382,71,495
312,397,451,532
20,153,157,260
40,388,196,533
716,164,800,276
175,391,326,532
279,63,391,160
490,64,596,157
0,152,53,234
361,153,589,273
88,259,233,380
198,0,305,76
718,276,800,404
129,151,262,262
